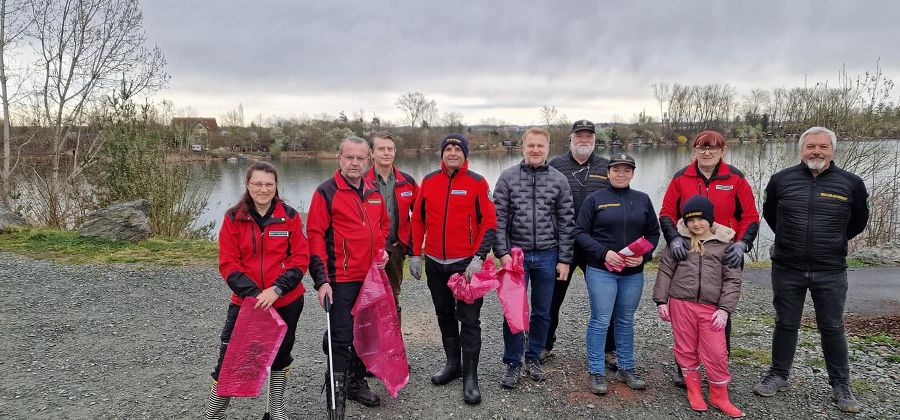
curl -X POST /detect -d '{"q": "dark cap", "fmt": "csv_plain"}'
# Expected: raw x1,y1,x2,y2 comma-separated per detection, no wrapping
681,195,715,226
571,119,596,133
608,153,636,168
440,133,469,159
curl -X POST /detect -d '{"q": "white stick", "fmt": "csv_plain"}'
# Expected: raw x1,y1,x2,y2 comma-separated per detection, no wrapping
326,309,336,410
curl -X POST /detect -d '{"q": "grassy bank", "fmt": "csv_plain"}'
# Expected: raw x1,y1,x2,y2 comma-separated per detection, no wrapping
0,229,217,265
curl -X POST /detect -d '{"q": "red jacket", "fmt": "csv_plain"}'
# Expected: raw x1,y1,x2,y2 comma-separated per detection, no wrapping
659,160,760,246
218,200,309,308
412,161,497,260
307,170,390,285
364,165,419,249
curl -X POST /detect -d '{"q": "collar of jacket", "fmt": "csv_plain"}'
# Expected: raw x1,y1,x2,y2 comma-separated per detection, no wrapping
364,164,409,184
440,159,469,177
232,199,287,225
333,169,378,195
685,159,732,180
519,159,549,172
609,184,631,194
676,219,735,242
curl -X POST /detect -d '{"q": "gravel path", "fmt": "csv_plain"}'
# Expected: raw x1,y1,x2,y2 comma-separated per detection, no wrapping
1,251,897,419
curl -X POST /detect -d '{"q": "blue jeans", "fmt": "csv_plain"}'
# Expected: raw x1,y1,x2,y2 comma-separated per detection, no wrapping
502,249,558,367
584,266,644,375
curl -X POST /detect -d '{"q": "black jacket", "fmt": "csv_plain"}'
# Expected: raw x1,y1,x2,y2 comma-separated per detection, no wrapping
548,151,609,211
493,161,575,263
574,185,661,275
763,162,869,272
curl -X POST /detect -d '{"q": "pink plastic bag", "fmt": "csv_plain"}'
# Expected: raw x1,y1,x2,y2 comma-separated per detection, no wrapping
351,262,409,398
604,236,655,272
217,297,287,397
447,256,500,304
497,247,529,334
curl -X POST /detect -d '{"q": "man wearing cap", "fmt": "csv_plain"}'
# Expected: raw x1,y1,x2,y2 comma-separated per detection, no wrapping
754,127,869,413
493,127,575,389
544,120,611,363
410,133,498,405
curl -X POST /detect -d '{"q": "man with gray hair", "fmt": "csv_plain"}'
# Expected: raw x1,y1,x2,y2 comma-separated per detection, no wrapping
754,127,869,413
307,136,390,418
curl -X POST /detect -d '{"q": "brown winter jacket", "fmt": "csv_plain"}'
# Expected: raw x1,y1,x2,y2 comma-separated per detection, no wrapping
652,221,742,313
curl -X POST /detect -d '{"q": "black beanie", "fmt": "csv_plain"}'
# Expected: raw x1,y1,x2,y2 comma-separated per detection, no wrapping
440,133,469,159
681,195,715,226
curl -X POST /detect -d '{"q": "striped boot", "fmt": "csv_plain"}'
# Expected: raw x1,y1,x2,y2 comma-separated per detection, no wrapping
266,366,291,420
204,381,230,420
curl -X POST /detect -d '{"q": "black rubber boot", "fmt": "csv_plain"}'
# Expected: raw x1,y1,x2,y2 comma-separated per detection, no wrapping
325,371,347,420
462,348,481,405
431,337,462,385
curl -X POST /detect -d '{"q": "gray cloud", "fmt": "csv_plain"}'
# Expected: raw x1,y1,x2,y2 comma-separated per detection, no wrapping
142,0,900,121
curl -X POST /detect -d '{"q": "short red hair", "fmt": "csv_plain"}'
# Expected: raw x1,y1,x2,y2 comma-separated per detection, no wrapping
692,131,725,148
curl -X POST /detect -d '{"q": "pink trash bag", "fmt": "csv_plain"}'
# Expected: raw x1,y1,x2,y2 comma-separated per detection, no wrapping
217,297,287,397
497,247,529,334
447,256,500,304
351,261,409,398
604,236,655,272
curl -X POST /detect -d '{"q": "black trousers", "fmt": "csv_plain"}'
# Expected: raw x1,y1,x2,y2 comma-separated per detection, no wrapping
321,281,365,374
770,267,849,384
425,257,483,351
546,247,616,353
212,296,304,380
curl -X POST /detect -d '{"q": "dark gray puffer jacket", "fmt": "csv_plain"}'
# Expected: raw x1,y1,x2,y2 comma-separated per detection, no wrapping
493,161,575,263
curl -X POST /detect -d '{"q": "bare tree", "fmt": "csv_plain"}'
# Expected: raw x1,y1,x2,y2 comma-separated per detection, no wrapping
539,105,558,127
0,0,30,205
395,91,436,128
28,0,168,226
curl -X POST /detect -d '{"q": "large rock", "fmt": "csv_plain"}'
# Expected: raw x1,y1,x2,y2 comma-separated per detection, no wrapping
78,199,151,242
0,205,28,230
851,243,900,267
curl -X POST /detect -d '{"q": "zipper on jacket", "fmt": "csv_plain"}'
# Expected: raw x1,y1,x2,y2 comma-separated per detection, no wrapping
342,239,349,274
532,172,537,250
806,178,816,272
467,215,473,245
259,226,266,288
696,250,703,302
357,190,376,271
441,172,455,260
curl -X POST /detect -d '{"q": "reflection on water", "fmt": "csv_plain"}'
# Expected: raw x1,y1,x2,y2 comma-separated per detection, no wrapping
196,142,805,239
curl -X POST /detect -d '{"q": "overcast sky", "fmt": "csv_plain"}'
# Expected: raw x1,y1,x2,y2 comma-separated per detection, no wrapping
141,0,900,125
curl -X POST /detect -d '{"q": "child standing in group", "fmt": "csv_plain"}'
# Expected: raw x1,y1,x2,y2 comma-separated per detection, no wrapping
653,196,744,417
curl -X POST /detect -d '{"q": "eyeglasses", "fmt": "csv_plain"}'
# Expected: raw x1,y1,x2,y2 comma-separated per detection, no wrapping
340,154,369,162
694,145,722,154
248,181,277,190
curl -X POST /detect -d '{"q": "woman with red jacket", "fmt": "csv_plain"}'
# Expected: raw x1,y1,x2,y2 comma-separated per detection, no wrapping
204,161,310,420
658,130,759,388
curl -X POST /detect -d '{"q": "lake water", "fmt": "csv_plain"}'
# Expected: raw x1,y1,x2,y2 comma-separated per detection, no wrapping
195,142,807,239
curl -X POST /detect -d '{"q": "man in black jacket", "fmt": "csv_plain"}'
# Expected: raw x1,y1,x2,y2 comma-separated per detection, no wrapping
545,120,611,363
493,127,574,389
754,126,869,414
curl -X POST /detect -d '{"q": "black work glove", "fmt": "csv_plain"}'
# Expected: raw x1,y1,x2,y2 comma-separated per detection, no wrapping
669,236,689,261
722,241,748,268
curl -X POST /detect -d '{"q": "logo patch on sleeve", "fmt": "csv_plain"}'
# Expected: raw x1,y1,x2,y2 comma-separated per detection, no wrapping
269,231,289,237
400,191,413,197
451,189,468,196
715,184,734,191
597,203,621,209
